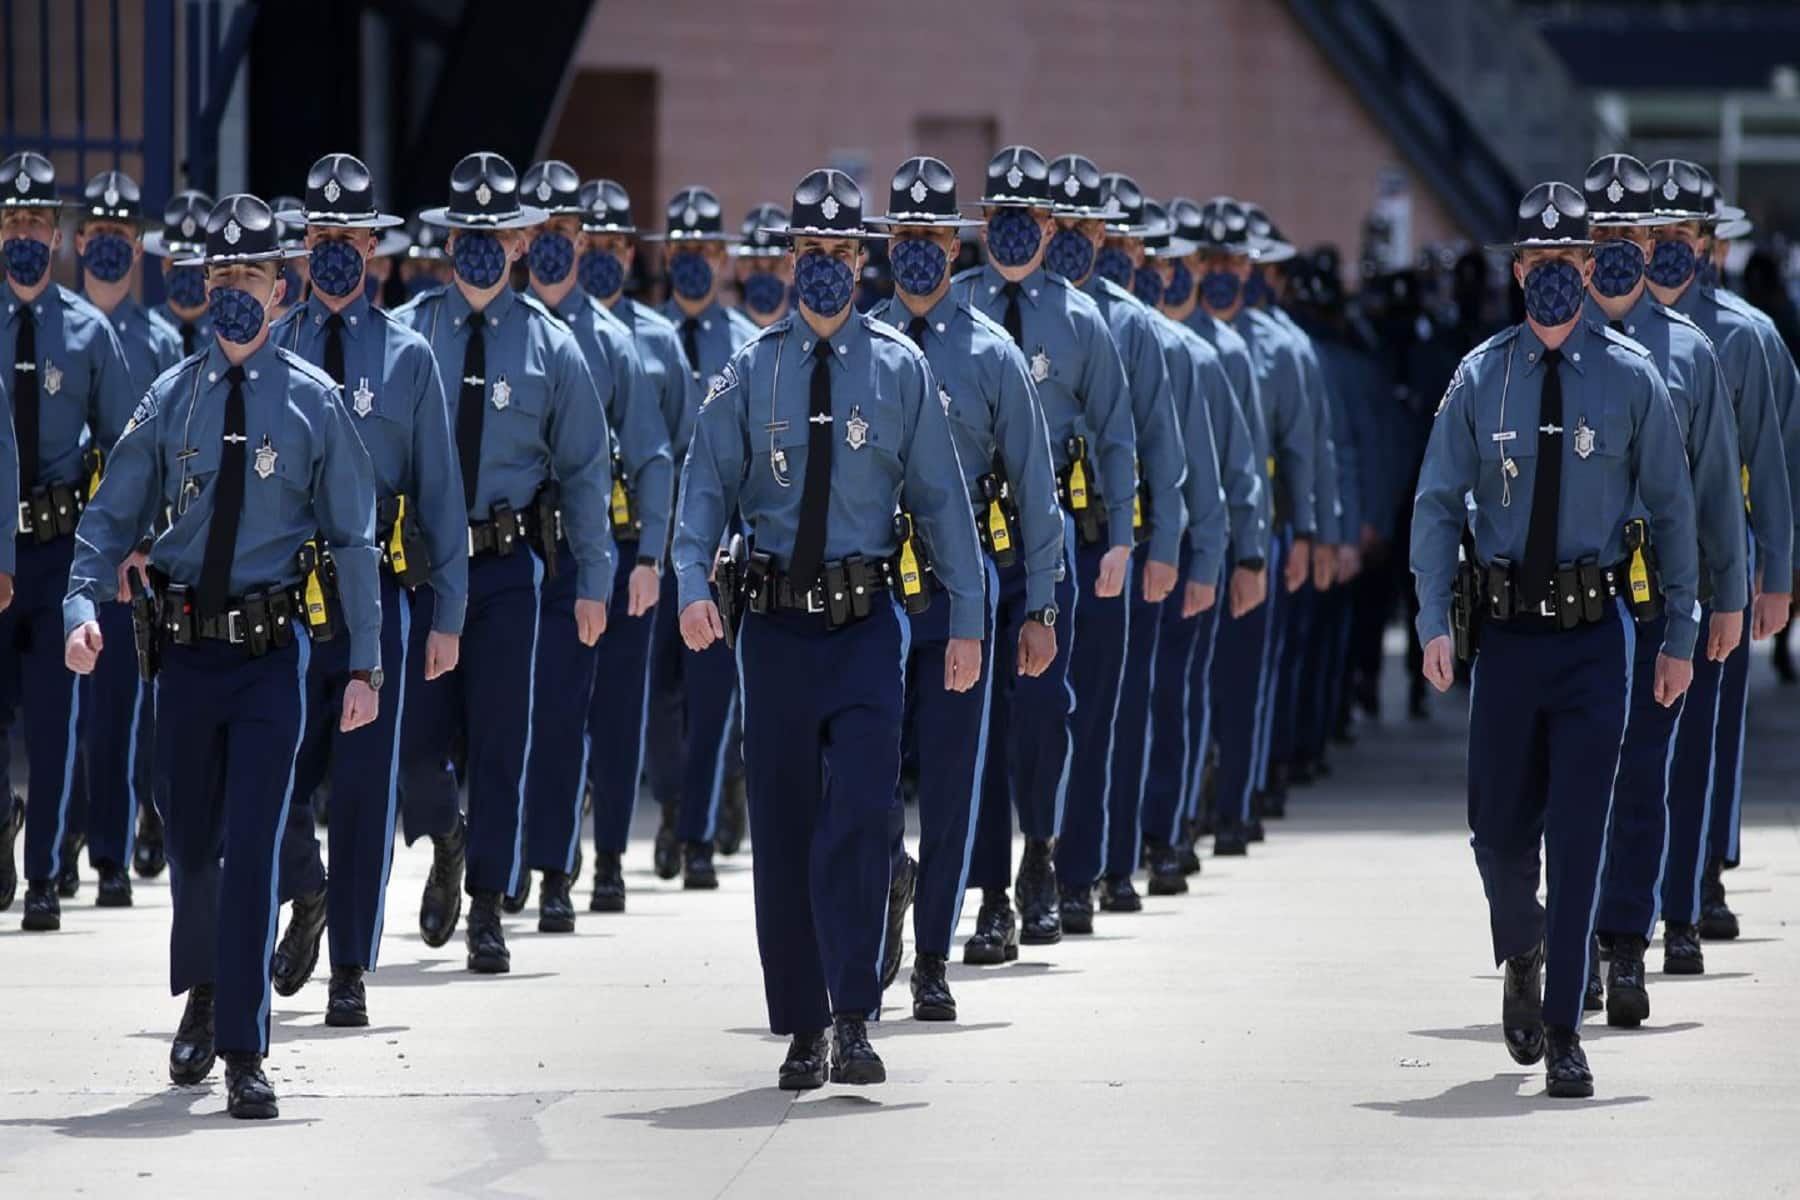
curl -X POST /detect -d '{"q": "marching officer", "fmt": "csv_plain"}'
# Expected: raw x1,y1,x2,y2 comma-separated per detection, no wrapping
736,204,793,327
673,168,984,1088
0,151,135,930
64,192,384,1118
269,197,309,323
647,186,757,886
952,145,1136,951
513,159,669,931
393,152,614,974
265,153,469,1027
71,169,182,905
397,211,453,301
1412,181,1698,1099
144,189,215,354
866,155,1063,1019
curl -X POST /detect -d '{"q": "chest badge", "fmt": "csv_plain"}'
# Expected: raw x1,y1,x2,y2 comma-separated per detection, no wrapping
845,406,869,451
491,376,511,410
1573,416,1595,460
352,377,375,418
939,383,953,414
42,362,62,395
1030,348,1051,384
253,435,278,481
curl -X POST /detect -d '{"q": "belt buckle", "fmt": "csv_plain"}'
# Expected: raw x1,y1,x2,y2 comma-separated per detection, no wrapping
226,610,246,644
467,526,479,557
804,589,825,615
1536,599,1556,618
16,500,31,535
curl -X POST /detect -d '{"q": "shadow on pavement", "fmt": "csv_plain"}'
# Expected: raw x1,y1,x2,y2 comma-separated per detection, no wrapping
722,1021,1011,1042
1356,1073,1650,1118
1409,1022,1702,1043
345,960,557,988
0,1087,319,1137
609,1088,927,1131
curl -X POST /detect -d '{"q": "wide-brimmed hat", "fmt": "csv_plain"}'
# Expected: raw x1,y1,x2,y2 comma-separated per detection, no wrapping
644,187,735,243
579,179,637,235
75,170,148,226
173,193,307,267
1242,203,1297,263
1142,199,1199,259
521,160,585,217
866,157,983,230
735,204,791,256
1644,160,1713,224
0,152,67,210
1097,173,1155,237
301,154,404,230
763,169,888,242
418,152,549,230
1484,181,1594,252
1184,196,1258,256
1582,154,1670,228
1046,154,1118,220
972,145,1053,210
142,190,215,258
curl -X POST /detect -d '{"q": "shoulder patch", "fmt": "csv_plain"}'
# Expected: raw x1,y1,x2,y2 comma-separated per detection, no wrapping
1435,361,1469,418
701,362,739,410
121,391,158,436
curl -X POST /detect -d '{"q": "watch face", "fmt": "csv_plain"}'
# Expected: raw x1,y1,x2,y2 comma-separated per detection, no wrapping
367,668,384,691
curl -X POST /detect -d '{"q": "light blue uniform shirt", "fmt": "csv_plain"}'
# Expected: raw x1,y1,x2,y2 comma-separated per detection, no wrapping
1266,304,1343,544
2,283,137,487
150,303,212,356
610,297,689,466
662,298,760,459
673,310,986,639
1182,308,1273,539
1234,306,1319,536
1710,284,1800,579
1138,311,1231,583
96,295,181,395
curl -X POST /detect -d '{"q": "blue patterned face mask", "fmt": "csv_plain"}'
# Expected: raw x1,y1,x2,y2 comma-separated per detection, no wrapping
1521,259,1584,327
1131,265,1164,307
528,231,575,285
308,238,366,298
1646,238,1696,289
741,270,788,315
1200,270,1242,311
279,265,305,307
985,209,1043,268
453,231,508,289
166,264,207,308
1591,239,1645,299
1095,245,1135,289
1044,228,1095,282
579,249,625,299
1164,261,1195,307
81,233,135,284
889,237,948,297
3,237,50,287
1243,271,1274,308
794,251,855,317
208,282,271,344
667,250,714,300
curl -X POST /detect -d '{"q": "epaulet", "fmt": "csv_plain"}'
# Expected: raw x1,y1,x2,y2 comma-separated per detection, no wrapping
1648,301,1703,335
388,285,446,321
1094,276,1138,306
276,346,342,394
1594,321,1652,358
864,312,923,358
1463,325,1519,361
738,313,791,352
1058,276,1102,314
965,302,1009,342
267,305,302,340
950,265,985,286
628,298,677,331
1709,288,1772,327
516,291,561,325
55,284,106,326
129,351,205,431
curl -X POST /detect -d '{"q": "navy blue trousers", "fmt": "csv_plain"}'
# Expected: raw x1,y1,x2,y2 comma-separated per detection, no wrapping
277,577,412,969
1103,544,1163,879
643,566,738,844
1662,605,1724,926
82,598,151,869
1209,535,1283,829
1268,574,1316,774
890,562,998,956
740,602,906,1033
1056,540,1133,889
400,549,543,896
968,516,1079,890
1296,583,1350,764
1183,602,1221,824
586,542,658,857
159,633,310,1055
1143,557,1210,849
1596,614,1682,941
1709,602,1750,867
1467,604,1634,1031
0,535,83,883
522,543,602,874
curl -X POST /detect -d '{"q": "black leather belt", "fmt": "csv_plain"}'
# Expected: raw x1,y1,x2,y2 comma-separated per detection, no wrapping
744,555,896,626
1483,557,1631,631
17,481,86,542
467,507,537,557
156,580,306,654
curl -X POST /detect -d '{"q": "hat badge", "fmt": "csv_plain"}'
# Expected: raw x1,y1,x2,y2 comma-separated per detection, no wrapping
103,185,120,209
475,182,493,207
536,180,552,202
1541,206,1559,231
1605,180,1625,205
324,178,342,204
181,216,197,238
1063,176,1081,198
1211,219,1226,240
1005,165,1025,190
909,179,928,205
821,194,840,221
1662,178,1679,201
682,204,698,227
223,219,242,245
13,171,29,194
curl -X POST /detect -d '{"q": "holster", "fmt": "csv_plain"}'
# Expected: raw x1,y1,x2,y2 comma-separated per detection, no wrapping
743,550,774,616
891,512,931,615
1451,558,1481,663
714,533,746,649
1623,518,1663,622
127,568,160,682
1058,435,1105,547
1131,456,1150,546
162,583,196,646
609,449,639,540
1485,557,1516,621
381,495,432,589
976,460,1020,568
295,539,338,642
531,484,562,578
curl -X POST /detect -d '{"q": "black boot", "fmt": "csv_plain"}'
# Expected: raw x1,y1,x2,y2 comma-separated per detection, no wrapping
1213,822,1250,857
224,1052,279,1119
910,952,956,1021
778,1029,829,1091
881,855,917,989
1145,846,1188,896
1059,881,1094,935
419,818,466,948
1502,943,1546,1066
963,892,1018,965
1544,1026,1594,1099
272,887,328,996
1698,858,1740,940
96,862,133,908
589,849,625,913
1178,817,1203,875
0,794,20,910
1582,936,1604,1013
1263,762,1288,818
501,870,533,915
1016,838,1062,945
1098,874,1142,913
325,965,369,1028
653,807,681,880
21,879,59,931
169,984,216,1084
682,840,719,890
1663,921,1704,975
829,1015,885,1085
133,802,166,878
465,890,510,974
538,870,576,933
715,774,748,856
1605,934,1650,1028
56,833,83,898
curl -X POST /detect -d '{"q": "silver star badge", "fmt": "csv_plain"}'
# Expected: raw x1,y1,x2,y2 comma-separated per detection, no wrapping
683,204,699,227
821,195,840,221
352,377,375,418
1063,176,1081,198
13,172,28,194
475,183,493,207
104,185,120,209
1606,180,1625,205
324,178,342,204
1574,416,1595,460
1211,219,1226,240
536,181,552,202
181,216,197,239
253,436,278,480
223,219,241,245
43,363,61,395
1663,179,1679,201
844,406,869,450
1030,349,1051,383
491,376,511,410
910,179,929,205
1542,206,1560,230
1006,165,1025,190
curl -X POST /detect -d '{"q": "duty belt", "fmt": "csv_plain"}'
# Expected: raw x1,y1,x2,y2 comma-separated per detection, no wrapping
154,577,306,656
1481,556,1635,631
17,479,87,543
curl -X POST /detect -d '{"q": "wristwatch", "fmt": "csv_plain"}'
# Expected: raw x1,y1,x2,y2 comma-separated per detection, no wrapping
1026,605,1058,628
1237,557,1267,572
351,668,384,692
636,554,662,575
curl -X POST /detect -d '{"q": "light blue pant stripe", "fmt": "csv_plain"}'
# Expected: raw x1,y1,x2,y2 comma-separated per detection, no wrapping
258,630,312,1053
122,671,144,865
1051,516,1080,833
1645,686,1684,939
47,674,83,878
1093,559,1134,876
1689,680,1724,920
564,731,593,875
367,591,412,969
947,558,1001,940
870,597,914,1007
506,556,547,897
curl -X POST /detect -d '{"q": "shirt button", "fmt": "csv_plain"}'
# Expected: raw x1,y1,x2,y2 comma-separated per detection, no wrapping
349,316,357,326
802,341,812,352
837,345,846,355
935,322,946,333
249,369,260,380
488,317,498,327
1527,352,1537,362
208,371,218,382
1572,352,1581,362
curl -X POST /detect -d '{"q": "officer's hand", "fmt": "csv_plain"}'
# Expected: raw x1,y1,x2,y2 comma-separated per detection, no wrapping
1654,652,1694,708
1017,622,1055,678
64,620,103,674
0,571,12,615
680,600,724,651
575,597,608,646
1311,540,1336,590
424,631,461,681
1360,522,1382,556
627,565,660,618
944,637,982,693
115,549,150,603
1336,544,1362,582
1181,580,1217,618
1753,591,1791,641
1142,558,1178,604
1421,634,1454,693
341,679,379,732
1284,537,1311,593
1228,565,1267,618
1707,609,1743,663
1094,545,1131,598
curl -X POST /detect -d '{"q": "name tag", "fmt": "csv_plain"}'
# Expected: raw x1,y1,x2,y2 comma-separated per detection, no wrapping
1491,430,1517,444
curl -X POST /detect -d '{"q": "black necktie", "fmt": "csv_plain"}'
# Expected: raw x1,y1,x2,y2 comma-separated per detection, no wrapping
907,316,928,348
680,317,701,380
322,313,346,386
456,319,486,513
789,339,836,587
1001,282,1023,346
1522,347,1564,608
199,366,248,615
14,306,39,493
179,320,196,357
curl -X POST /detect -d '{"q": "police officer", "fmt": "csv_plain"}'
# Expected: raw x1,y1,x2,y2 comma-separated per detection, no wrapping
143,189,215,354
0,151,135,930
573,179,695,908
71,169,182,906
64,192,384,1118
674,168,984,1088
1577,153,1746,1026
269,196,309,324
393,152,614,973
647,187,757,885
865,155,1062,1019
736,204,793,327
952,145,1135,951
397,211,452,301
1642,159,1792,976
512,159,670,931
264,154,468,1027
1412,181,1698,1099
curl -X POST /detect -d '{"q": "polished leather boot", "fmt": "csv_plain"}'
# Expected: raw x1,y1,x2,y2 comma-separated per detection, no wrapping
963,894,1018,965
1662,921,1704,975
1543,1026,1594,1098
325,965,369,1028
778,1029,828,1091
21,879,59,931
0,794,20,910
272,887,328,996
224,1052,279,1119
1146,846,1188,896
1178,817,1203,875
881,855,917,989
55,833,83,898
1016,839,1062,945
683,840,719,890
830,1015,885,1085
1098,874,1142,913
1263,762,1289,818
538,870,576,933
1605,934,1650,1028
465,890,510,974
910,952,956,1021
501,870,533,915
1213,822,1250,857
715,774,748,856
419,817,466,948
1582,936,1604,1013
169,984,216,1084
95,862,133,908
1058,882,1094,935
1502,943,1546,1066
652,807,680,880
589,850,625,913
1698,857,1740,940
132,802,166,878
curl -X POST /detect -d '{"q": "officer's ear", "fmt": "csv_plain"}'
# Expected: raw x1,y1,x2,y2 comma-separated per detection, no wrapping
1511,256,1526,291
1577,252,1595,289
